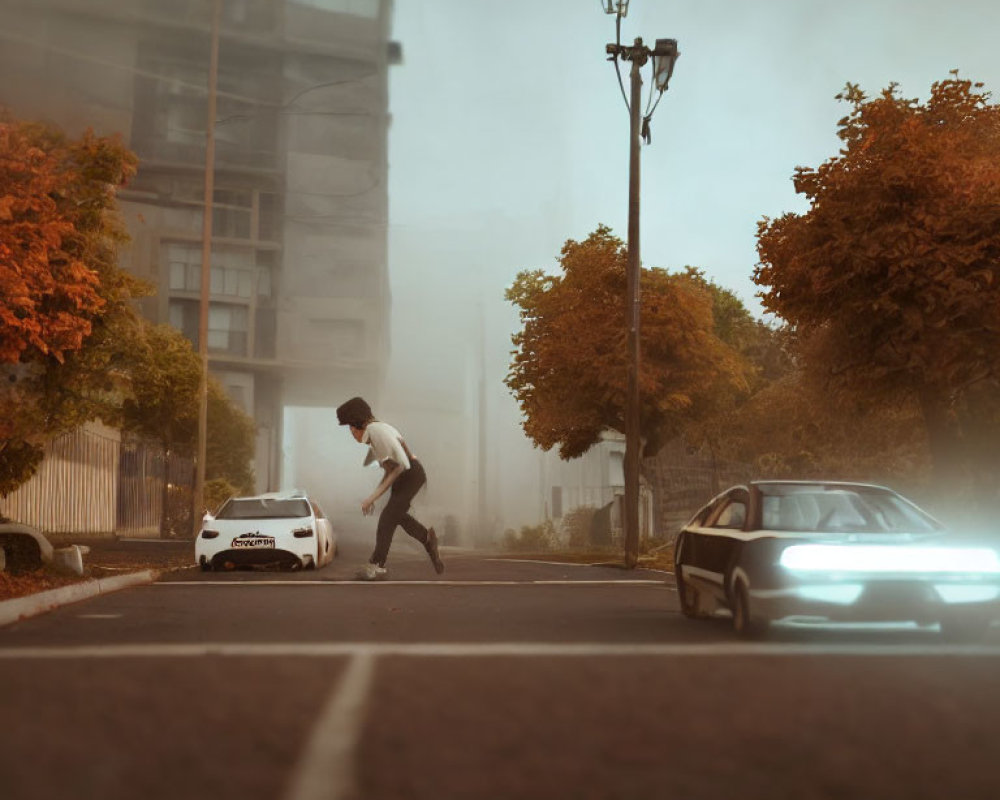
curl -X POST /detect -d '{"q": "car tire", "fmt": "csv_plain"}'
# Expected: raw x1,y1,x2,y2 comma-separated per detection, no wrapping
675,567,708,619
731,578,767,638
0,534,43,574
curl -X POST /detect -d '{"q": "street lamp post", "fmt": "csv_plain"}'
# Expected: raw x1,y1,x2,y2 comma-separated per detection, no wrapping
602,1,679,567
193,0,222,536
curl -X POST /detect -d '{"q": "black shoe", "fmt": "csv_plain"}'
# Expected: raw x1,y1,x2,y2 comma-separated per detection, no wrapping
426,527,445,574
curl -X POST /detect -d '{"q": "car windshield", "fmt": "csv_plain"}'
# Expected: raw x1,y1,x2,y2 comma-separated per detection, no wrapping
759,485,942,534
215,498,311,520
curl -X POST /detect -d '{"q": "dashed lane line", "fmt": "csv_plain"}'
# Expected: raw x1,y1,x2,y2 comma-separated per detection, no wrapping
282,651,374,800
1,641,999,659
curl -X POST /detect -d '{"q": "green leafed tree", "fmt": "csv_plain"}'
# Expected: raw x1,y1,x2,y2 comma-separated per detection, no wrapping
754,74,1000,498
506,226,751,460
121,323,256,499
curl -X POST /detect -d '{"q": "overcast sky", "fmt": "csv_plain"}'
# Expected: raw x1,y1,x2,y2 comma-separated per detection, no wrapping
388,0,1000,314
376,0,1000,528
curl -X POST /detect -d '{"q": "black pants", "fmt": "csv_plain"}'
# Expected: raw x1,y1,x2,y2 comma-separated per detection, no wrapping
370,459,428,567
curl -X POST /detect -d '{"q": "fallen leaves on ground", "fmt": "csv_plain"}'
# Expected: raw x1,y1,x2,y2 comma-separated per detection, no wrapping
0,569,84,602
1,537,195,602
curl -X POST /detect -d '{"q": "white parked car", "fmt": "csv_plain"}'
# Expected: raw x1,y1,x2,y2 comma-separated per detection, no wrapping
195,490,337,571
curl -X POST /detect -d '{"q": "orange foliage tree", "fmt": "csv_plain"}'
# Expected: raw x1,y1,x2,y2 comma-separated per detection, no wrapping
755,75,1000,496
0,113,140,494
505,226,750,461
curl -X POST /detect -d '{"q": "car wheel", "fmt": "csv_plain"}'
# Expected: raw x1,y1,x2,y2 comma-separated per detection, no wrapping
0,534,43,574
731,578,767,638
939,614,991,642
675,567,706,619
200,561,213,572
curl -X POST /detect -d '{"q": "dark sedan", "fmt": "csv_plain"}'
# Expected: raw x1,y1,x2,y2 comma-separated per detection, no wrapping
673,481,1000,639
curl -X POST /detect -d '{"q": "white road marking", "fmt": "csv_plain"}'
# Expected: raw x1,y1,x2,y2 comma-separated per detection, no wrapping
153,579,665,587
1,641,999,659
486,558,672,575
283,651,375,800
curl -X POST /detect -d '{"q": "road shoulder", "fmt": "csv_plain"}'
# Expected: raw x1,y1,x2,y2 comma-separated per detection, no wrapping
0,570,159,627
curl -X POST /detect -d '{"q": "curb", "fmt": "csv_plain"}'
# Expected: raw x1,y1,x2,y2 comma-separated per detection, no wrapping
0,569,159,628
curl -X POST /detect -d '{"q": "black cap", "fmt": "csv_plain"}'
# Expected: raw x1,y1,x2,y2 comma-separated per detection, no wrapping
336,396,372,427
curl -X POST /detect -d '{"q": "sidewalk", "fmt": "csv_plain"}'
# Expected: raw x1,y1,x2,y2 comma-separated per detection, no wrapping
0,537,195,626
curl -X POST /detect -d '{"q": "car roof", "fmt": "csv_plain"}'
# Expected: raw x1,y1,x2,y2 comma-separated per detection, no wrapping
749,480,893,492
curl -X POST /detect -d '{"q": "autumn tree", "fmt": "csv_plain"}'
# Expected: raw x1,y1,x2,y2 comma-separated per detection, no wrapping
0,113,141,493
755,75,1000,499
728,359,931,488
121,323,256,501
506,226,750,460
678,268,789,473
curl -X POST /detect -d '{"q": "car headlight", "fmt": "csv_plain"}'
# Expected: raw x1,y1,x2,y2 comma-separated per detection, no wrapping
292,527,314,538
200,529,219,539
779,545,1000,574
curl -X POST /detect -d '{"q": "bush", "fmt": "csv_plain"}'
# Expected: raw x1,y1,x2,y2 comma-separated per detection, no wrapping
562,506,597,548
502,521,557,552
443,514,460,545
203,478,237,515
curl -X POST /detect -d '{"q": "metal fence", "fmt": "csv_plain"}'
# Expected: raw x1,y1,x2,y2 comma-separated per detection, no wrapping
645,450,753,538
0,424,194,538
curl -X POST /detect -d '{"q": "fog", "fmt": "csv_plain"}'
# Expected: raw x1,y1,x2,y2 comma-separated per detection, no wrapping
369,0,1000,541
6,0,1000,544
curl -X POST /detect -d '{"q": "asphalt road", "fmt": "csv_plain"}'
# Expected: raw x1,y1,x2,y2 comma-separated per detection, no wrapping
2,536,1000,800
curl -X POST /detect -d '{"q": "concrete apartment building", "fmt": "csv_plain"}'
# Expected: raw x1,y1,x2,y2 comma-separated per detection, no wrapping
0,0,398,491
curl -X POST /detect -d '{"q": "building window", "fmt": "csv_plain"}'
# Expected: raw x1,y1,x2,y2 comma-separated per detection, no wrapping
168,298,199,346
212,189,253,239
609,452,625,489
254,309,276,359
551,486,563,519
164,242,270,300
208,304,248,355
258,193,278,241
134,49,279,168
291,0,380,19
168,300,248,356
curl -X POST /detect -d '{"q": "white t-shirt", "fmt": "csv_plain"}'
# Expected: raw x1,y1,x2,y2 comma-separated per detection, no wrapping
362,421,412,470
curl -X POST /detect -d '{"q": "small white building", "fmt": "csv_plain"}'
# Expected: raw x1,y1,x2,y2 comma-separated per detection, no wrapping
538,431,654,545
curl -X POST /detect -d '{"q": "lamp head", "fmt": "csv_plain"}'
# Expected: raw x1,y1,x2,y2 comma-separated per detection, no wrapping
600,0,629,16
652,38,680,92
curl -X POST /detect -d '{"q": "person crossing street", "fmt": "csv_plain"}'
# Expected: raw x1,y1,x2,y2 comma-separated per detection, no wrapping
336,396,444,580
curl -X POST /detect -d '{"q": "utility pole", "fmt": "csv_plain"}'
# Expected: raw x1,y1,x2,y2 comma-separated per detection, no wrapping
623,41,644,568
193,0,221,536
478,303,488,545
602,1,679,567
